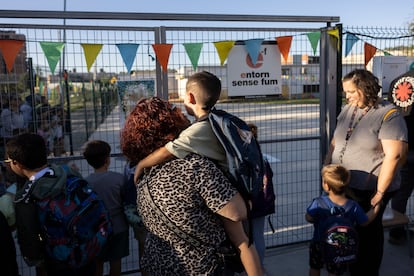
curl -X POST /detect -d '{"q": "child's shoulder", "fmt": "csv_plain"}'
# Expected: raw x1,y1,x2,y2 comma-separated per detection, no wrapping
105,170,125,180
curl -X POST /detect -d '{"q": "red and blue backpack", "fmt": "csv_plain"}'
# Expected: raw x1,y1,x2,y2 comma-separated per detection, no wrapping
29,165,113,268
316,197,359,265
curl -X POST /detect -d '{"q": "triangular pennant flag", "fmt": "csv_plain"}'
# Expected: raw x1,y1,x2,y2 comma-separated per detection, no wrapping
345,33,360,57
364,43,377,67
327,29,339,41
183,42,203,70
213,40,235,66
0,39,24,73
384,51,392,56
116,43,139,74
81,43,103,72
306,32,320,55
152,44,173,72
243,39,263,66
39,42,65,74
276,36,293,62
327,29,340,50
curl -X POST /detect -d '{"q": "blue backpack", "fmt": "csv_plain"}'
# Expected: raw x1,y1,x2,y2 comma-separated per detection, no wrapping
32,165,113,268
209,108,265,203
209,108,267,244
316,197,359,265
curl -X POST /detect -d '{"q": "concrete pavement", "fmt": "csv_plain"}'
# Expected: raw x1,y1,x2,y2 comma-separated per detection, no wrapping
262,229,414,275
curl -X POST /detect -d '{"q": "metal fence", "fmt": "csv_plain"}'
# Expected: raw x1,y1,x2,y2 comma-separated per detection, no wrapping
0,10,413,275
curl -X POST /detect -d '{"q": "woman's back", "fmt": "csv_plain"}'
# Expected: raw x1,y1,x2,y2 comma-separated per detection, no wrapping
137,154,237,275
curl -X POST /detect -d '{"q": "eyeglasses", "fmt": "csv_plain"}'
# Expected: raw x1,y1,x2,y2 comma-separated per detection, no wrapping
3,158,13,163
342,90,356,95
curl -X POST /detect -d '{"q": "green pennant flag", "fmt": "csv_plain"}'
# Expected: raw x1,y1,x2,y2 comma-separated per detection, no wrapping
39,42,65,74
183,43,203,70
306,32,320,55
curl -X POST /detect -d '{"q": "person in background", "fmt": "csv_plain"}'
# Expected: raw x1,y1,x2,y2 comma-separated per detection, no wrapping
325,69,408,275
247,123,276,271
387,69,414,244
83,140,129,276
306,164,379,276
19,95,34,132
121,97,263,276
1,95,26,143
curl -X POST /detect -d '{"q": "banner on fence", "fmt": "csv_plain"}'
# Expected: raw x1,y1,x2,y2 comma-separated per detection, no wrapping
227,41,282,97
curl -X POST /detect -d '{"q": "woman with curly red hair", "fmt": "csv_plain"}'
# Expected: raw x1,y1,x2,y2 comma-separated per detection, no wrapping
121,97,262,276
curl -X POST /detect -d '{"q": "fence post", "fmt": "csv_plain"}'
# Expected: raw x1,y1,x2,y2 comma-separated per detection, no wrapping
319,26,340,170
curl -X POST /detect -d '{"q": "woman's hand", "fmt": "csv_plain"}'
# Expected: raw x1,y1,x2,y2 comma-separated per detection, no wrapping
370,191,383,208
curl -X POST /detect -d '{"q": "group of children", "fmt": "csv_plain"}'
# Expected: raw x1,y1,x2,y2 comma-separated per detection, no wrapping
1,70,387,276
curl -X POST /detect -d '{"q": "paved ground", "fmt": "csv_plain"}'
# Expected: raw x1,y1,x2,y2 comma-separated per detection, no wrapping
263,229,414,275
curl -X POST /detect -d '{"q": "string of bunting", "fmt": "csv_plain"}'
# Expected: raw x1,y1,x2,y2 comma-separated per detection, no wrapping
0,28,411,75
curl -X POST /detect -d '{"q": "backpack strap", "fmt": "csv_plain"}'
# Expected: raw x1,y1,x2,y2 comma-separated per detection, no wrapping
315,196,349,216
383,108,398,122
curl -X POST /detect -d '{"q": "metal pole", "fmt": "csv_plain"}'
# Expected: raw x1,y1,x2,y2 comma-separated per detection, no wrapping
27,58,36,133
62,0,74,155
64,70,73,155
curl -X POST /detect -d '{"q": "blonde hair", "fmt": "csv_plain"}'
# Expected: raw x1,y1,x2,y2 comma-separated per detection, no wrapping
321,164,350,195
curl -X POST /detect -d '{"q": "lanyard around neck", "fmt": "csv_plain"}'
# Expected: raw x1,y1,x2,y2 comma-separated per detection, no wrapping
339,106,370,163
345,106,370,141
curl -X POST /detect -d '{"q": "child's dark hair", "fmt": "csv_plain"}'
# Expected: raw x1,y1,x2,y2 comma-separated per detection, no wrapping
186,71,221,110
321,164,350,195
83,140,111,169
6,133,47,170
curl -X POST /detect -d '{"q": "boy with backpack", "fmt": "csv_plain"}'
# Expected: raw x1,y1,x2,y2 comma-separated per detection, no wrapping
83,140,129,276
305,164,380,276
6,133,109,276
132,71,263,276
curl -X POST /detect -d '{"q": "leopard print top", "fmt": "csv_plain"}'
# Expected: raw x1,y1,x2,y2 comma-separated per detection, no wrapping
137,154,237,275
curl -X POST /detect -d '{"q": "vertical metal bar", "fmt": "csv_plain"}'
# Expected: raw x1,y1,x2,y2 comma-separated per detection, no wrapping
82,81,89,143
154,27,163,99
319,26,339,167
64,70,73,155
159,26,169,101
27,58,36,133
92,81,98,129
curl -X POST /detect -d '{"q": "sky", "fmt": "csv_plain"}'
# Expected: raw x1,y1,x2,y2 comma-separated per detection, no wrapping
0,0,413,28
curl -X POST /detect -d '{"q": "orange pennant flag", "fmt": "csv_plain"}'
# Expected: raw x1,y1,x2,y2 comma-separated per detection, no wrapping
364,43,377,67
276,36,293,62
213,41,235,66
0,39,24,73
152,44,173,72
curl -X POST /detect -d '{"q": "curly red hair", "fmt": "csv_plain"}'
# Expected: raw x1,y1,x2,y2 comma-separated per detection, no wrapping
120,97,191,164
